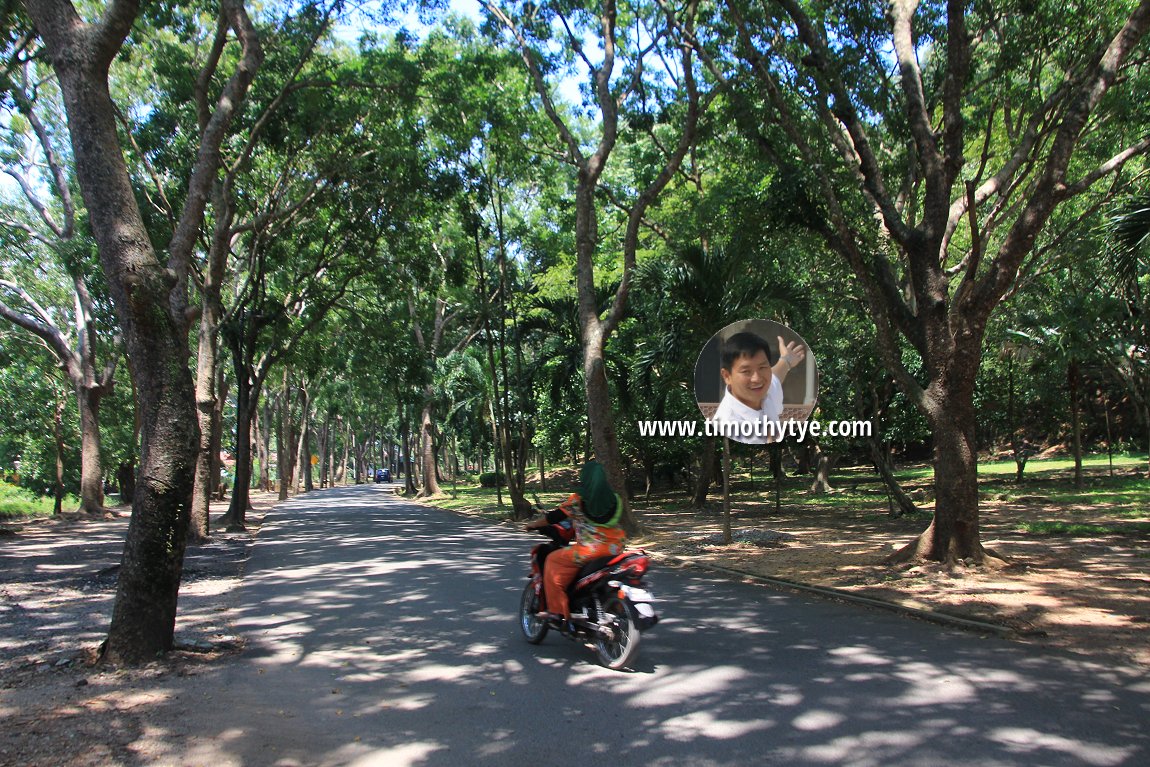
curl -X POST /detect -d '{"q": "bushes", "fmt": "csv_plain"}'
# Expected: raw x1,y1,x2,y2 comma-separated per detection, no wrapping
479,471,505,488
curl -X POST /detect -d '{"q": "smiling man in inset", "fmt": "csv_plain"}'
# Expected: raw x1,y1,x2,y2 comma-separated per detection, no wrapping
710,331,806,444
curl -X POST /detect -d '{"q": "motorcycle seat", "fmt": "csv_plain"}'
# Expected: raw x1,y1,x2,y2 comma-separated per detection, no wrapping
573,555,614,581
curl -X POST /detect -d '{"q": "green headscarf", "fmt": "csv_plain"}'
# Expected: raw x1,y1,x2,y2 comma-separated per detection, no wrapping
578,460,621,524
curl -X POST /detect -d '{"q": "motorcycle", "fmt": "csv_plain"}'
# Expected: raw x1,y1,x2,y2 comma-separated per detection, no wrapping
519,520,659,670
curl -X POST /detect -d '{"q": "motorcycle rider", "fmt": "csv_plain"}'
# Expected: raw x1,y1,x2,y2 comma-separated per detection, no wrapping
524,460,625,627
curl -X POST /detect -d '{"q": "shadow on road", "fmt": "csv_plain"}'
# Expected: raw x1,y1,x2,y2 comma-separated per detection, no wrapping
130,485,1150,767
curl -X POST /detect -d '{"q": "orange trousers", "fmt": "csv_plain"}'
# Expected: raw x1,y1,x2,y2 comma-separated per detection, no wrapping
543,547,581,619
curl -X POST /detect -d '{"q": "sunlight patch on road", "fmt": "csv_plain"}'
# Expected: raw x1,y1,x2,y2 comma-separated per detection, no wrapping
462,642,501,656
826,645,893,667
892,662,977,706
987,727,1135,766
791,709,846,731
251,558,455,582
401,661,492,684
611,665,749,707
660,710,774,741
358,692,436,712
475,728,517,759
794,730,925,764
341,741,446,767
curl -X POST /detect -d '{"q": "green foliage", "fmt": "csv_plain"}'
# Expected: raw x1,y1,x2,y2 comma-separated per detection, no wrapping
479,470,505,488
4,0,1150,525
0,481,76,519
0,338,77,497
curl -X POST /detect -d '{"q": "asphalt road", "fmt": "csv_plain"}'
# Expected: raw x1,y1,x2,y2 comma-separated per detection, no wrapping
190,484,1150,767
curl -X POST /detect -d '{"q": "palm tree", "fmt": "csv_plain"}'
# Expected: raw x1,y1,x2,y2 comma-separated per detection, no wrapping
634,243,807,505
1106,193,1150,470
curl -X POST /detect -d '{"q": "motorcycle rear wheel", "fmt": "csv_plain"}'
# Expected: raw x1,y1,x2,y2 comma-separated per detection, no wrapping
595,596,640,670
519,581,549,644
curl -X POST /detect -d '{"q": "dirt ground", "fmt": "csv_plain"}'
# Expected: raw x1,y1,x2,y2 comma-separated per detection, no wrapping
0,494,271,767
630,475,1150,671
0,478,1147,766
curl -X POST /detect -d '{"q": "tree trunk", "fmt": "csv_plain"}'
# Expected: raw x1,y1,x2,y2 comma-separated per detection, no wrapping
692,437,717,507
102,330,199,664
402,415,416,495
338,421,350,485
768,445,782,481
326,419,336,487
303,422,314,491
721,437,732,545
487,398,504,506
54,398,66,515
888,406,1000,566
189,330,219,543
353,434,366,484
29,10,204,665
211,369,227,500
642,453,654,500
116,460,136,506
222,375,252,530
794,443,813,476
221,367,263,531
278,377,294,500
317,418,328,488
809,447,833,494
582,327,633,530
1069,360,1083,489
868,439,919,518
418,396,441,495
293,386,310,492
258,403,272,492
190,190,232,540
76,385,106,513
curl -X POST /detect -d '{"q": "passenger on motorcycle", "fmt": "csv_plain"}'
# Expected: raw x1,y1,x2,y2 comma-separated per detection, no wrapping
524,461,626,625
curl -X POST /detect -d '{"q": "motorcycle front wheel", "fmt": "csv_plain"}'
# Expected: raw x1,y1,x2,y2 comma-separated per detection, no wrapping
519,581,549,644
595,596,640,670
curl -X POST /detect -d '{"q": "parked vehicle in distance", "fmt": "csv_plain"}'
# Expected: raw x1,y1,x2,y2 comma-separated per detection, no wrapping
375,468,391,483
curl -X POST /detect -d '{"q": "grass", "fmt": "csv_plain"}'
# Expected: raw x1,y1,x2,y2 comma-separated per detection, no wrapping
0,482,77,520
989,478,1150,511
425,485,507,521
419,454,1150,531
1017,521,1150,536
892,451,1146,482
424,483,571,522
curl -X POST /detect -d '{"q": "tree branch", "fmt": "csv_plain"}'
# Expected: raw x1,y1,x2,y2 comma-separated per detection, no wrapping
0,279,78,378
482,1,584,165
167,0,264,313
7,60,75,238
971,0,1150,321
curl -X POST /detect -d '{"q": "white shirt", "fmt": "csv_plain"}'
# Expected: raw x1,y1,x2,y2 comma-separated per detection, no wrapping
710,376,783,444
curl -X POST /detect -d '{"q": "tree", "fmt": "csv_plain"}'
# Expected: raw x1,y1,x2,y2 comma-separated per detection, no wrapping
0,328,77,506
1,51,122,514
484,0,709,529
1106,191,1150,469
179,2,342,537
689,0,1150,564
20,0,263,663
0,264,120,514
218,30,428,527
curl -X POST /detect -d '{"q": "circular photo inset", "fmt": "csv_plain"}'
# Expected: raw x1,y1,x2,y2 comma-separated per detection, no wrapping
693,319,818,445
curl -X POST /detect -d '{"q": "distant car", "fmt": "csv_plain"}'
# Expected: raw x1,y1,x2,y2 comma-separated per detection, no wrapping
375,468,391,483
